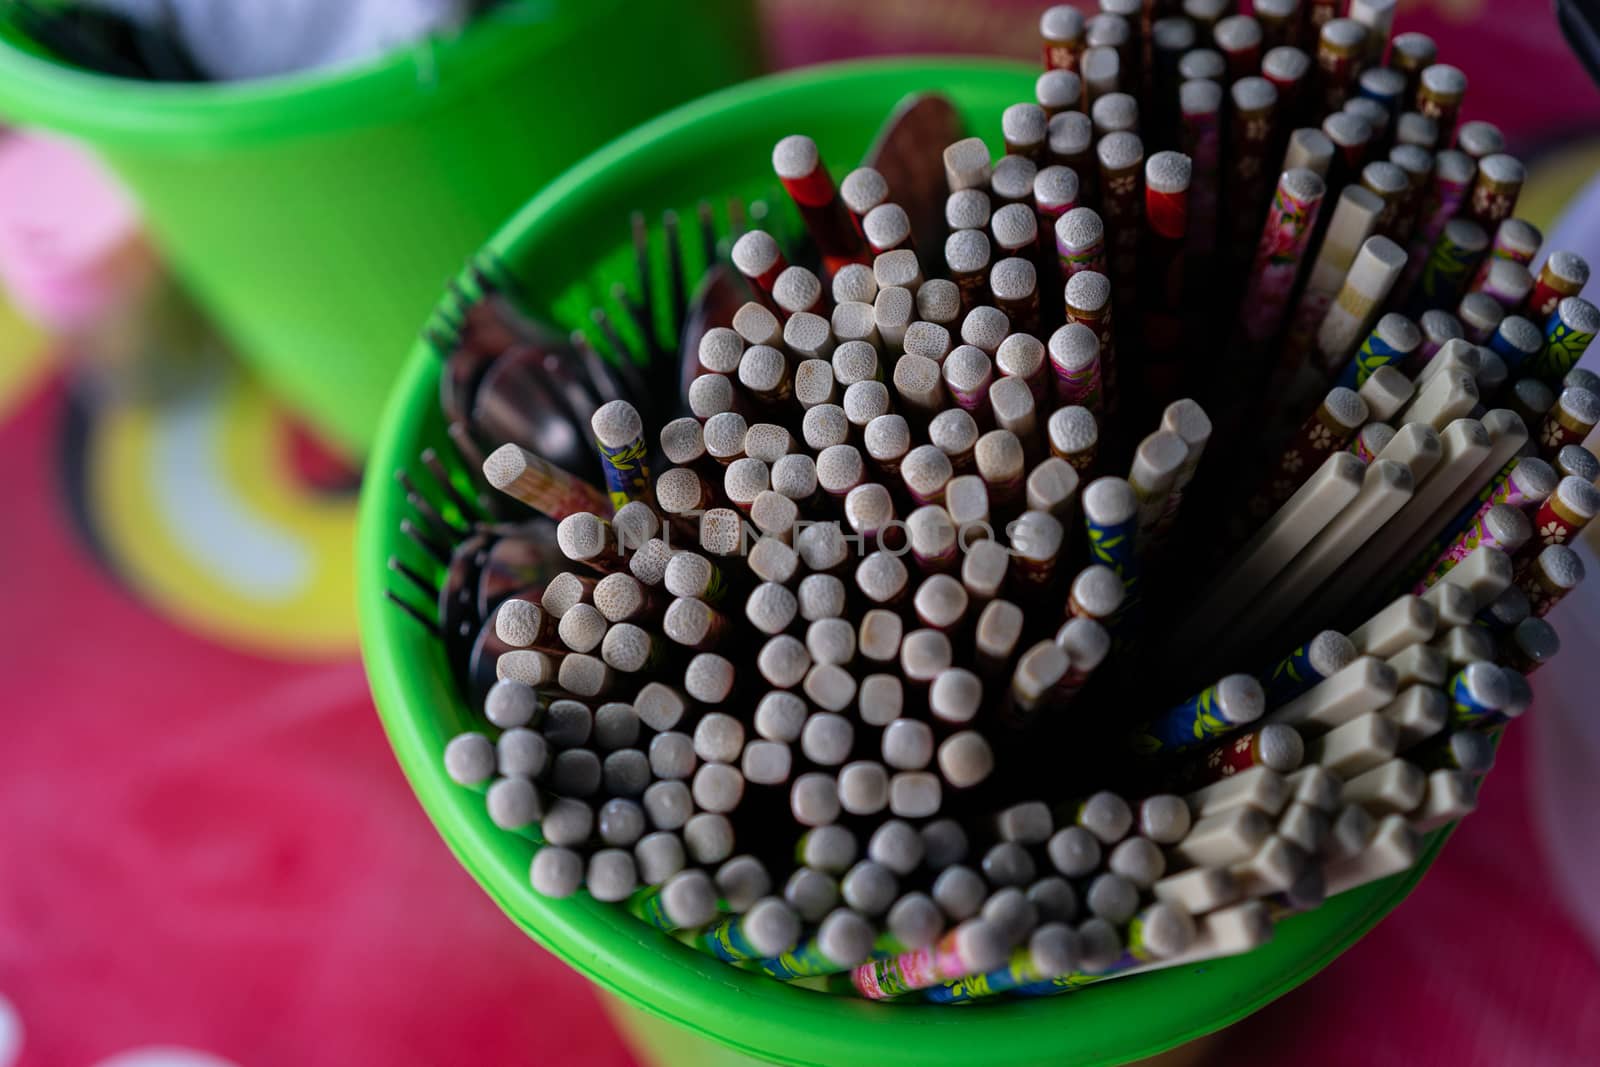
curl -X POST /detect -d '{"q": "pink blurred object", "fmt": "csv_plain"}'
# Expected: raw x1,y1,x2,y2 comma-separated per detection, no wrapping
0,379,632,1067
1533,548,1600,961
1528,168,1600,966
765,0,1600,145
0,133,156,330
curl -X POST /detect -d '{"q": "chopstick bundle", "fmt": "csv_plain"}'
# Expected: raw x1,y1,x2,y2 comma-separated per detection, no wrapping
415,1,1596,1007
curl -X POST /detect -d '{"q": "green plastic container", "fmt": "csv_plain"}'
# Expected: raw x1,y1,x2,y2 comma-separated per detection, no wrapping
357,59,1452,1067
0,0,759,455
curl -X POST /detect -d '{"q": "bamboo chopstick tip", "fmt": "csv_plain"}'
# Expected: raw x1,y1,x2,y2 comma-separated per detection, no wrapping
911,283,958,329
943,137,993,191
796,520,849,571
659,419,706,469
1175,48,1218,80
962,305,1011,352
481,442,532,489
814,444,864,497
1322,386,1369,430
1086,11,1132,49
1321,16,1368,48
1133,430,1189,484
1214,11,1262,47
1374,313,1422,354
1095,130,1143,171
771,134,820,180
1082,45,1120,86
1002,102,1049,147
1082,476,1138,525
1535,543,1587,590
1146,150,1194,197
703,410,749,461
1152,15,1195,50
1057,617,1111,672
1309,630,1359,677
947,917,1007,974
829,270,878,314
863,416,911,463
1056,206,1105,250
774,267,823,316
493,599,543,648
946,189,993,234
1262,43,1310,81
1091,91,1139,132
444,732,496,786
1476,151,1525,186
1449,117,1499,157
1035,68,1081,110
991,374,1035,419
1546,250,1591,285
744,422,794,465
1482,502,1534,547
1420,307,1464,343
688,373,734,420
1361,160,1408,203
698,326,744,374
1557,296,1600,334
1048,110,1093,158
976,428,1024,477
1322,109,1372,148
843,381,892,427
733,301,781,345
1040,4,1085,36
815,910,876,967
558,602,608,654
944,343,993,391
1258,723,1306,773
1217,674,1267,724
1230,76,1277,113
1179,77,1224,117
785,312,835,362
944,228,992,274
990,257,1037,302
1556,444,1600,483
1010,509,1064,558
997,331,1047,377
1034,164,1079,208
1142,903,1200,959
1048,322,1099,369
1499,668,1534,718
874,249,922,291
1554,474,1600,520
1392,111,1437,148
557,512,611,561
840,167,888,215
990,203,1038,252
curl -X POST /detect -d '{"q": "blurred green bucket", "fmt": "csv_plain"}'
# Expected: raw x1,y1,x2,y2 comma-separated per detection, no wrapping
0,0,760,454
358,59,1451,1067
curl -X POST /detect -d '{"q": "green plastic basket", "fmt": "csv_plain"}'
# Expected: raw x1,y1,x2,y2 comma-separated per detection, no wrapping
357,58,1452,1067
0,0,759,455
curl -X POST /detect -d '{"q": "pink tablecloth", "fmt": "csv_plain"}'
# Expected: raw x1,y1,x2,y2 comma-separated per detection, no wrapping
4,0,1600,1063
0,376,629,1067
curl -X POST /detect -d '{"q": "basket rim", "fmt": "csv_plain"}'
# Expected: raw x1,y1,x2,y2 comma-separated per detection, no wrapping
356,56,1451,1067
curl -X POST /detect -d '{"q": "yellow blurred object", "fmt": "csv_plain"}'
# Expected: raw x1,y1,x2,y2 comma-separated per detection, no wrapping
0,294,49,420
86,368,358,659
